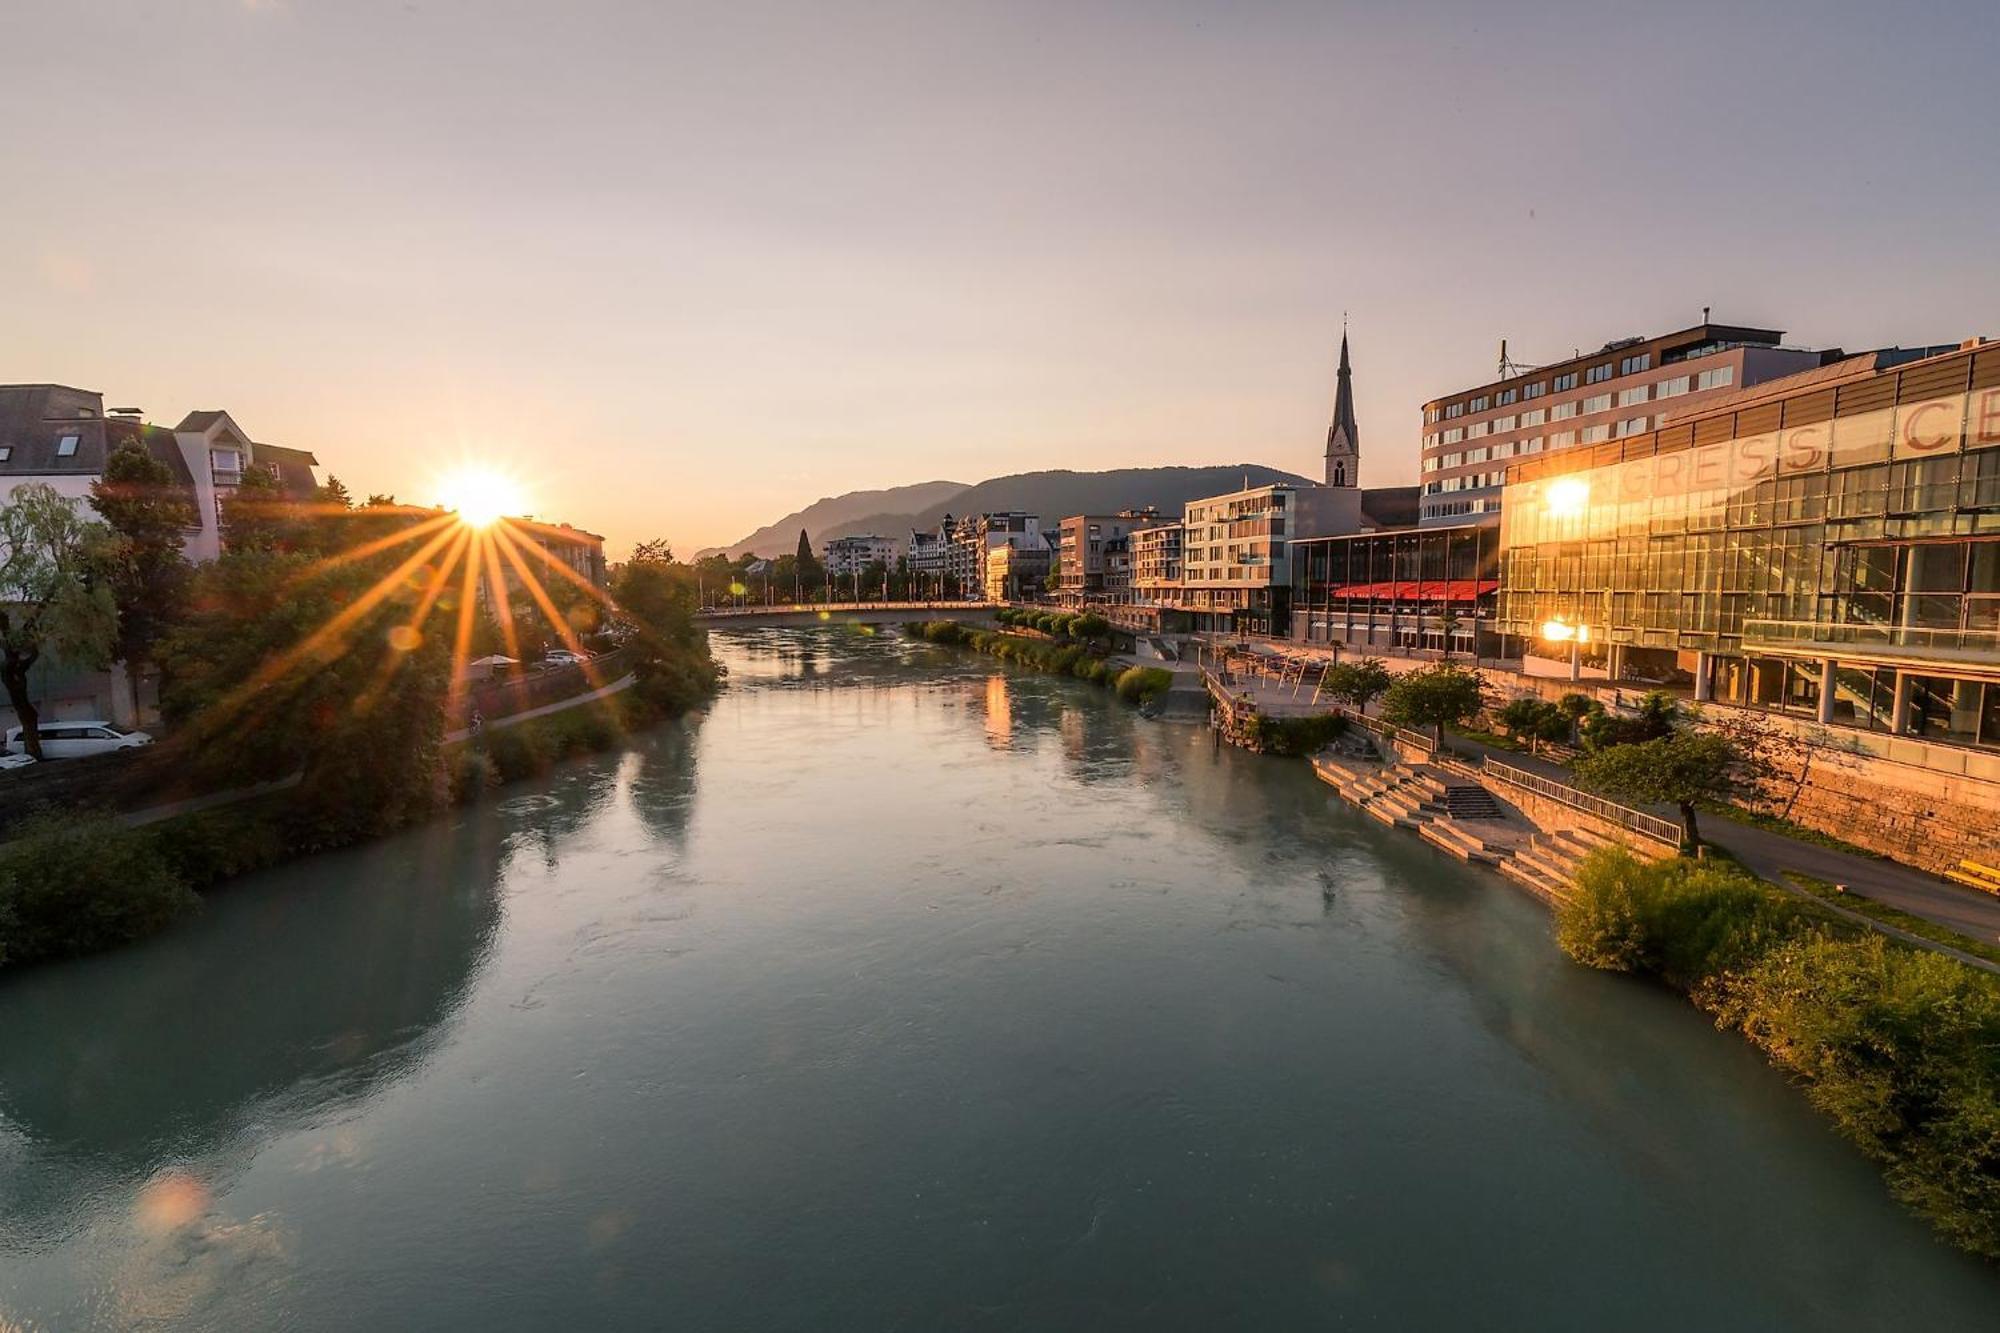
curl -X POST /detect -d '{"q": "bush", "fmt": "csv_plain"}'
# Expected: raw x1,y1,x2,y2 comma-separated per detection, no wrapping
1557,846,2000,1258
1115,666,1174,705
149,804,290,891
1243,712,1346,756
1579,690,1679,750
0,815,199,968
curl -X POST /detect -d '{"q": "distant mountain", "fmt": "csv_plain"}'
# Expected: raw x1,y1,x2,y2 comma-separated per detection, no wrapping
814,464,1317,544
696,480,970,559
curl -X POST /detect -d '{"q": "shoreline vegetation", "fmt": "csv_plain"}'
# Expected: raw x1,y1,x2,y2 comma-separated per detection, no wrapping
0,480,720,973
910,616,1173,707
1559,847,2000,1258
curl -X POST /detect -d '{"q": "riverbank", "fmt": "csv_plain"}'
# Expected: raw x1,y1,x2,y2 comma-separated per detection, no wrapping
908,621,1172,707
0,654,719,974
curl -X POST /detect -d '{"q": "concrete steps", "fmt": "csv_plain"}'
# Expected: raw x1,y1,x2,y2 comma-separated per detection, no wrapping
1314,758,1514,864
1495,827,1619,904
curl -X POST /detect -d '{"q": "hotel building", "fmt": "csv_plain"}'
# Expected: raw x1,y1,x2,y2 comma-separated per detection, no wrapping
1419,323,1826,527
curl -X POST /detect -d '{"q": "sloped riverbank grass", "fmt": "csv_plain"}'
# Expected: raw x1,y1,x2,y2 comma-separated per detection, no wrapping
1559,847,2000,1258
910,621,1168,702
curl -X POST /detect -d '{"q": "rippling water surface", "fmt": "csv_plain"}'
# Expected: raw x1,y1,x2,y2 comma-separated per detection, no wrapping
2,629,1996,1329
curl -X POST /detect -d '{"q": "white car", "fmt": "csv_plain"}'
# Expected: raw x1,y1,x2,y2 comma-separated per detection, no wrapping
544,650,590,668
4,721,153,760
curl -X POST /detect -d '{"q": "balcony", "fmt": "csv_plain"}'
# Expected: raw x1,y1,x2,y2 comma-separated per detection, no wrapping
1742,619,2000,667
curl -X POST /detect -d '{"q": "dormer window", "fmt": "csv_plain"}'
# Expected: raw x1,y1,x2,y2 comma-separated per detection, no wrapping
211,448,243,482
56,434,79,457
0,446,11,462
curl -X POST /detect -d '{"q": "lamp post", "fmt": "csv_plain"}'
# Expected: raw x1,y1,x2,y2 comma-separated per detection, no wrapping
1541,616,1588,682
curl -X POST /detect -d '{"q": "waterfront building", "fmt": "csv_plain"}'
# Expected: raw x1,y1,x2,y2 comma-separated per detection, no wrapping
514,521,608,588
1494,336,2000,870
822,533,903,578
983,540,1050,602
1289,523,1505,658
1419,323,1827,527
0,387,319,563
1056,509,1162,605
907,526,951,580
948,512,1043,598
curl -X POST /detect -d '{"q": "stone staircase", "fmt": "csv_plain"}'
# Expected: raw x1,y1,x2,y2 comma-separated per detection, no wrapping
1312,759,1514,866
1496,826,1621,905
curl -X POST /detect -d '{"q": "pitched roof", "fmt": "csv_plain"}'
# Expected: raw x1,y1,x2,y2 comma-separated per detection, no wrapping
0,383,111,475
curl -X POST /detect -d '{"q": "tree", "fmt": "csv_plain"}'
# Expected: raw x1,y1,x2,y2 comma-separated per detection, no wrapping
1323,657,1392,715
1579,690,1678,751
1572,731,1740,848
90,444,196,721
1069,613,1111,645
0,486,119,759
611,539,719,714
1556,692,1595,744
1702,707,1858,823
1381,662,1486,748
1497,696,1569,755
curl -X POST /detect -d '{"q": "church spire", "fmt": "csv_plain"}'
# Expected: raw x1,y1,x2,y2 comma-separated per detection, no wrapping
1324,324,1359,489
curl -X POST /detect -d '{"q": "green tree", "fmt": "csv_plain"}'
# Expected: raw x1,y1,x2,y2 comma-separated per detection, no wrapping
1572,730,1740,848
1496,696,1569,755
91,444,196,721
1323,657,1393,715
1579,690,1678,751
1380,662,1486,748
612,539,719,714
0,485,119,759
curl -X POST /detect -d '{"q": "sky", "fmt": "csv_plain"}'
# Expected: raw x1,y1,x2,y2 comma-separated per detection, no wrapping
5,0,1997,557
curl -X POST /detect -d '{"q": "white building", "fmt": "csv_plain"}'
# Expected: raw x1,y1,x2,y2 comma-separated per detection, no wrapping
821,533,902,577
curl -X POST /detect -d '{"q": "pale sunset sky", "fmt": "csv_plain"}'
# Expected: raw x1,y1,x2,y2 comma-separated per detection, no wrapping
4,0,1996,556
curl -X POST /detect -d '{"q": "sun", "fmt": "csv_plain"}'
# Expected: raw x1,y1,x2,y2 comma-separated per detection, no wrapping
436,466,525,528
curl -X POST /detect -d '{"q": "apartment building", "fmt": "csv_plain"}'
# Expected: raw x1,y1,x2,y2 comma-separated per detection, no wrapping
1419,323,1826,527
821,533,903,577
1056,509,1163,606
1177,485,1366,634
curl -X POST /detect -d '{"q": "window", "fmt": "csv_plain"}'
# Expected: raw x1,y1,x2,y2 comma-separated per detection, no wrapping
1520,408,1545,427
1697,366,1735,392
1580,423,1610,444
1468,422,1488,439
1441,427,1463,444
1551,401,1579,421
1656,375,1691,399
1585,363,1614,384
1582,393,1612,414
1553,372,1579,392
1491,414,1517,432
1548,430,1577,449
1424,406,1441,425
1523,381,1546,399
1422,456,1440,472
1466,447,1490,464
1445,402,1464,419
1491,441,1516,459
1441,452,1464,468
0,446,10,462
1619,353,1651,375
1496,388,1518,406
1470,395,1489,412
1616,417,1649,438
1617,386,1649,407
1520,436,1544,454
55,434,79,457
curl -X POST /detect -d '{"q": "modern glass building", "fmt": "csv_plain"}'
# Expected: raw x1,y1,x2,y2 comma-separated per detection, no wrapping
1289,524,1504,659
1495,339,2000,751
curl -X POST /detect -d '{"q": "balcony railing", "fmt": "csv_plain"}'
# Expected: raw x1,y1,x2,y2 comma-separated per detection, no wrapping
1742,619,2000,662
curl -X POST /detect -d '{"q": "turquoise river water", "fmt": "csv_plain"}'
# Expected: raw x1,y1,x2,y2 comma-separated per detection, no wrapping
1,628,1996,1329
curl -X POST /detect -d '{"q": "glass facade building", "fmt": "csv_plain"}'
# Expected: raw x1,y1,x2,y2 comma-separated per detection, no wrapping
1289,524,1503,658
1496,340,2000,750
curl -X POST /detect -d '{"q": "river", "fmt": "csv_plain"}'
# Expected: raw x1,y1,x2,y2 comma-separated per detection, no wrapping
1,628,1995,1330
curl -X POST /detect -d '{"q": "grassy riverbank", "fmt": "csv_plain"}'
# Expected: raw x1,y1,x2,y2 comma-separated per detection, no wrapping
908,620,1172,706
1558,847,2000,1258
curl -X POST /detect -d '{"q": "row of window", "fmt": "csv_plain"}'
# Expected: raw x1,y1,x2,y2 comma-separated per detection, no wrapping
1426,362,1733,432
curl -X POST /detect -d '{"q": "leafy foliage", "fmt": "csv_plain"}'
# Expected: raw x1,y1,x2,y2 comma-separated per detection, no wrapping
1321,658,1392,714
1578,690,1678,751
90,444,196,712
0,484,120,758
1573,731,1739,847
0,814,199,968
1558,847,2000,1258
1380,663,1485,742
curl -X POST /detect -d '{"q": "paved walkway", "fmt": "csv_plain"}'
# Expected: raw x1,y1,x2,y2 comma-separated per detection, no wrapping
1439,731,2000,946
445,673,636,743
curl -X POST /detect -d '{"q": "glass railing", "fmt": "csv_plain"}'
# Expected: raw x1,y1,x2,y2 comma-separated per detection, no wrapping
1742,619,2000,659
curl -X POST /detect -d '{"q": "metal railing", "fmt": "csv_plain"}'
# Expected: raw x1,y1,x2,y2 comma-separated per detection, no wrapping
1480,758,1682,848
1332,704,1436,758
1742,618,2000,660
697,600,998,617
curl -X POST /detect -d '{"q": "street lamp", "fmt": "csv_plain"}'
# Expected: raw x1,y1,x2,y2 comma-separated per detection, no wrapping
1541,616,1589,681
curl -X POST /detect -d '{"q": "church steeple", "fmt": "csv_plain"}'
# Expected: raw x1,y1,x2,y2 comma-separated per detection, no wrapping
1324,324,1359,489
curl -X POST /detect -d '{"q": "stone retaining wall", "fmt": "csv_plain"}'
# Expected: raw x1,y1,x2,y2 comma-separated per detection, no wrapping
1753,748,2000,876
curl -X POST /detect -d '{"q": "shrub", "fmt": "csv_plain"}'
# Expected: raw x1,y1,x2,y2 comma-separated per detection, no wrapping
1244,712,1346,756
1070,613,1111,643
149,804,290,890
1115,666,1174,705
0,815,199,968
1556,846,2000,1258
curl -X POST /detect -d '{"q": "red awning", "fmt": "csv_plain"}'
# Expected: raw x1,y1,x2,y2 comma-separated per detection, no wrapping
1323,578,1496,603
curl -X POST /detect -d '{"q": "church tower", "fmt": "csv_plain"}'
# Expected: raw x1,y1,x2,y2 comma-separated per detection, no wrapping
1324,329,1359,489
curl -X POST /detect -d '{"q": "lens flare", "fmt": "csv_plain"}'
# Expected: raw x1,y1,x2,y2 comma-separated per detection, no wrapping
435,467,525,528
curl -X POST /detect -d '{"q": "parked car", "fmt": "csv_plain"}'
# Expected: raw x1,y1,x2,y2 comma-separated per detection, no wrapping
544,650,591,668
4,721,153,760
0,751,36,771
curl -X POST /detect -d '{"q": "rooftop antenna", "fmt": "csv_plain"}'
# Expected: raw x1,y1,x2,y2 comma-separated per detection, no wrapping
1497,337,1546,379
1702,305,1712,324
